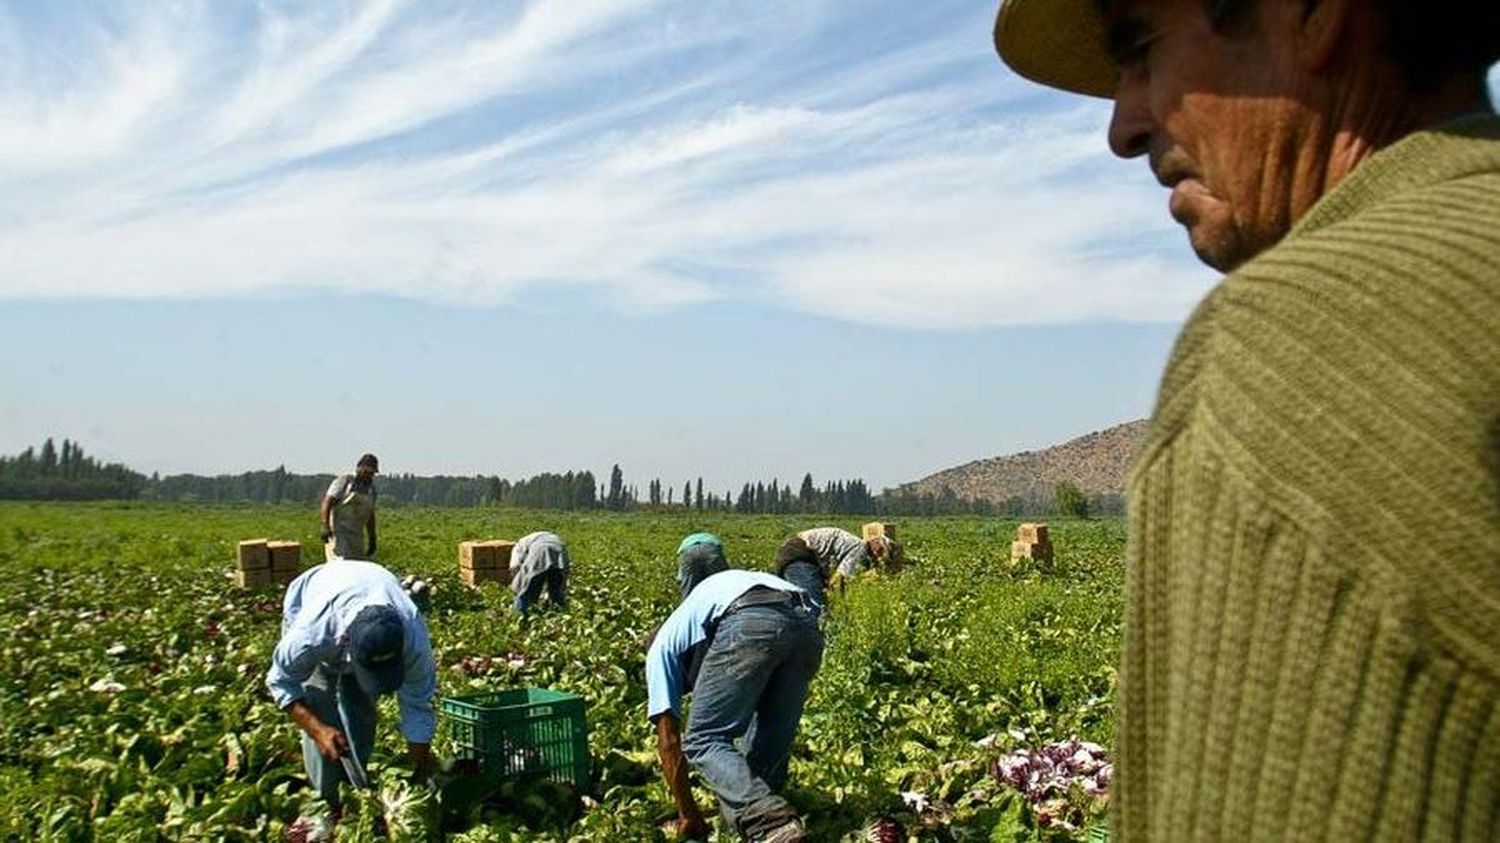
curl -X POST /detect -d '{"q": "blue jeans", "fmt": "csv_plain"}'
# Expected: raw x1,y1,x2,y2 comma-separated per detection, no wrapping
681,601,824,839
298,663,377,808
513,566,567,614
775,560,826,618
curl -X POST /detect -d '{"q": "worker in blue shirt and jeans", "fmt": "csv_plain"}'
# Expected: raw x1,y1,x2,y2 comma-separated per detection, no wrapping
646,567,825,842
266,559,437,815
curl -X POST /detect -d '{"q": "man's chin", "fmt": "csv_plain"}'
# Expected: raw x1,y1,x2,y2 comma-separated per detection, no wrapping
1181,223,1249,272
1176,206,1252,273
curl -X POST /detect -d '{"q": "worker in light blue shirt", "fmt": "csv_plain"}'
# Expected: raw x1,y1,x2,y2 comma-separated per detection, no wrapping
646,569,823,842
266,559,437,812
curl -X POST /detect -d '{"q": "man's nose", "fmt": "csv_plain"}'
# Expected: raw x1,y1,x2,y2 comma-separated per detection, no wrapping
1107,74,1151,159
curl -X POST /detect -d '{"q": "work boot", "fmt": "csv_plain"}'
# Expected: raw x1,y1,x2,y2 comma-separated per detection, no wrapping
754,818,807,843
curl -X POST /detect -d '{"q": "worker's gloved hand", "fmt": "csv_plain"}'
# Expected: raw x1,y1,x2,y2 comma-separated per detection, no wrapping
402,576,432,614
320,526,333,543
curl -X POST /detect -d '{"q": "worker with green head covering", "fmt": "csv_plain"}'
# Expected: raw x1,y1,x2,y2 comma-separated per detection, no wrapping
676,532,729,598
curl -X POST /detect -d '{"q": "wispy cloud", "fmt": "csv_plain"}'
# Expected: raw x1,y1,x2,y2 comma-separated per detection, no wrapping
0,0,1213,328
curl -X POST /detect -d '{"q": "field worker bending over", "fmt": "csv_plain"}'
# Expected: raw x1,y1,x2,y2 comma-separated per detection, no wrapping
647,569,823,842
776,527,901,595
320,454,378,561
675,532,730,598
266,559,436,816
509,530,570,614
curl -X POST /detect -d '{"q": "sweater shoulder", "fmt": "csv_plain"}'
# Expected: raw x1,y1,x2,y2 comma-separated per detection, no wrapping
1137,161,1500,673
1153,164,1500,425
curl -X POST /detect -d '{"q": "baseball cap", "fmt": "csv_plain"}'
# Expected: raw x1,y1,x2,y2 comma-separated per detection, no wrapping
347,605,405,695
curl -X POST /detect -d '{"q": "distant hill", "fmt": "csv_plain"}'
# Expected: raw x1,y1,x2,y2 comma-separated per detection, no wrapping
900,420,1148,504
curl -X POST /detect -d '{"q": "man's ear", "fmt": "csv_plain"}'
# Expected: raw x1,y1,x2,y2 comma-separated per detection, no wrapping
1294,0,1356,72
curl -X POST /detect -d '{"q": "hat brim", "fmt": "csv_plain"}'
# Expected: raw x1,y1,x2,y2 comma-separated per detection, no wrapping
994,0,1118,98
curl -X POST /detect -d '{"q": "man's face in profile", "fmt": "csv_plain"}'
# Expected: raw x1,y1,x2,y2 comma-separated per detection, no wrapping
1102,0,1310,271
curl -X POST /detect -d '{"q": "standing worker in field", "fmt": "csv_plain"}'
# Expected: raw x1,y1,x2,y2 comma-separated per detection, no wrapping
675,532,731,598
775,526,901,599
509,530,571,614
321,453,379,561
992,0,1500,837
266,559,436,819
647,568,823,842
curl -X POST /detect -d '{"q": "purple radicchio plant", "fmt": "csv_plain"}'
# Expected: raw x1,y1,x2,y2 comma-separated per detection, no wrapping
991,738,1112,831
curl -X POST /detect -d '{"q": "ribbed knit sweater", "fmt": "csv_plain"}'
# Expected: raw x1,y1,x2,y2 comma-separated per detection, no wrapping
1116,115,1500,841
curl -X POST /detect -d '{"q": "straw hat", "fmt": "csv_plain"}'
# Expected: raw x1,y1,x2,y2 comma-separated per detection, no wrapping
993,0,1117,98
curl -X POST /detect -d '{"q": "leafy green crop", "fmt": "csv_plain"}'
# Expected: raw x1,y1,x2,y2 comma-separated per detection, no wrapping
0,502,1122,840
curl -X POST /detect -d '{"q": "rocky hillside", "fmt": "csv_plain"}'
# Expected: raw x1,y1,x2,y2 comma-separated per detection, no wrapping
901,420,1148,503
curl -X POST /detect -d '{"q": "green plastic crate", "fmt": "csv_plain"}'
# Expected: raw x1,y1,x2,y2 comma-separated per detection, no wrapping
440,688,589,785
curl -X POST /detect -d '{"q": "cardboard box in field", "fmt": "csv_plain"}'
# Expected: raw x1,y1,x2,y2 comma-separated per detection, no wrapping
236,539,271,571
482,539,516,567
459,540,498,570
1018,523,1050,545
459,539,515,570
235,567,273,589
460,567,505,588
459,540,516,588
862,522,896,542
1011,523,1054,564
267,541,302,572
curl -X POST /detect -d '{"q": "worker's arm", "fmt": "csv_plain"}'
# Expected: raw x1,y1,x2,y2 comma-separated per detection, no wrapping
286,699,347,762
366,510,378,556
319,495,334,541
654,714,708,839
396,618,437,781
645,598,710,839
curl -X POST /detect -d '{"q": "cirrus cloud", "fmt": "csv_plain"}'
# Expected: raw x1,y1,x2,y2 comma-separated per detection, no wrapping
0,0,1216,328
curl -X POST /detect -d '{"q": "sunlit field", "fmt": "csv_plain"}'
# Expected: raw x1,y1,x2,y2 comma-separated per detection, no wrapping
0,502,1123,841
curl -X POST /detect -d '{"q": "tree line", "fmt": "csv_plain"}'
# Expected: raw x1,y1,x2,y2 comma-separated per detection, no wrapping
0,438,146,500
0,439,1121,516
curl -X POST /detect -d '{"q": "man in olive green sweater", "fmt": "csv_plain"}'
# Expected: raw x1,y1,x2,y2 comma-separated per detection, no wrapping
993,0,1499,838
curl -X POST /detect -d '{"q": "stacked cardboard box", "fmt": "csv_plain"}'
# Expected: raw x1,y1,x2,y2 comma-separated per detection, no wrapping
235,539,273,589
459,539,516,588
235,539,305,588
1010,522,1054,564
861,522,897,542
268,541,303,585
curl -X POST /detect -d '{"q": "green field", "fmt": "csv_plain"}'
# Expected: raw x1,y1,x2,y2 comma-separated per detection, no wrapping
0,502,1124,841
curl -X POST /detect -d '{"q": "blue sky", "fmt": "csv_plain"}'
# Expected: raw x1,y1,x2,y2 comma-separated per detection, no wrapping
2,2,1494,491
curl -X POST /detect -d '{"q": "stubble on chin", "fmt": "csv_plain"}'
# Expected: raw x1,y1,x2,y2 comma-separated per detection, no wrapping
1175,194,1253,273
